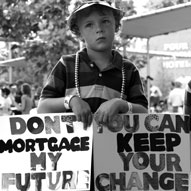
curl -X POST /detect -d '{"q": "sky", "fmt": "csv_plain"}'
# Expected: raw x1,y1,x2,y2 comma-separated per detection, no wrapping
133,0,149,5
132,0,149,13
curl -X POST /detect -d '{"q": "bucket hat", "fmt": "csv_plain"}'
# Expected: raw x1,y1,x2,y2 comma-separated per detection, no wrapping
67,1,124,34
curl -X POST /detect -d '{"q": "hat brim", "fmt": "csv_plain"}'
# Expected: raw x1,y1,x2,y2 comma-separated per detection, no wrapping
67,1,124,31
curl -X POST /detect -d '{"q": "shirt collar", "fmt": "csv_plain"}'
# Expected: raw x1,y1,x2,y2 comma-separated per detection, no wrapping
79,48,123,71
111,49,123,70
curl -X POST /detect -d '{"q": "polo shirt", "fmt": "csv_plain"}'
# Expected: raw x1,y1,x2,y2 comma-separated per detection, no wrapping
41,48,148,112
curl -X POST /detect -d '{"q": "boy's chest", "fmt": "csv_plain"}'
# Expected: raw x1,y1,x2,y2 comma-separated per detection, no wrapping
78,67,122,88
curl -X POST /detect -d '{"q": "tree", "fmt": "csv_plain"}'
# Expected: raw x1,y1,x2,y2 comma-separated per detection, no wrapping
146,0,191,10
0,0,142,85
0,0,79,85
0,0,39,41
114,0,147,70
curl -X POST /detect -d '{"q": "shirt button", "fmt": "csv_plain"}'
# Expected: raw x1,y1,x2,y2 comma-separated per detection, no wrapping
99,73,102,77
90,63,94,67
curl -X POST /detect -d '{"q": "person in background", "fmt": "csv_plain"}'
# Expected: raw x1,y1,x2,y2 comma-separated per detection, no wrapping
34,86,42,106
29,86,43,114
0,87,12,115
184,80,191,115
168,81,184,113
0,85,5,107
12,79,24,115
150,83,162,111
14,80,24,105
9,83,17,107
15,83,34,114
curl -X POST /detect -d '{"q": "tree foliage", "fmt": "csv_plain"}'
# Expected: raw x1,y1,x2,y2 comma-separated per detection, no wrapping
0,0,141,85
0,0,38,41
146,0,191,10
0,0,79,85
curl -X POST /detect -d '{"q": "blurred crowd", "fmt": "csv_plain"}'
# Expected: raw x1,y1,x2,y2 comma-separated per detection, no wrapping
0,79,42,116
150,80,185,114
0,78,188,116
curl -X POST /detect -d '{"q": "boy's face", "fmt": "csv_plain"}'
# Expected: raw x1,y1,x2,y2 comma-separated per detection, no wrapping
77,8,116,52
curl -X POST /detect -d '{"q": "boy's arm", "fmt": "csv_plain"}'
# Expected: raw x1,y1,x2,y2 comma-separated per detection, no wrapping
129,102,148,113
94,98,148,126
37,96,93,129
37,58,68,114
37,97,66,113
108,98,147,114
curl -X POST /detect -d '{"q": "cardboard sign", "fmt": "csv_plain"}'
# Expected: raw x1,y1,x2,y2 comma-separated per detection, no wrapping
0,113,93,191
93,114,190,191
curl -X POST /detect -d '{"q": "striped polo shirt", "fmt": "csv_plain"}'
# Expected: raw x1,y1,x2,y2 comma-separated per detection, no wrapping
184,80,191,114
41,48,148,113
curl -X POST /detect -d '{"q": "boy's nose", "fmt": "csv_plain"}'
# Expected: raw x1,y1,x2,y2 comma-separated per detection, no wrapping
96,23,103,33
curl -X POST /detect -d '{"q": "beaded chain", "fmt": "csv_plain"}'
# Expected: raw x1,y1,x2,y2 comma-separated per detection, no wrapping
75,51,81,97
75,51,126,99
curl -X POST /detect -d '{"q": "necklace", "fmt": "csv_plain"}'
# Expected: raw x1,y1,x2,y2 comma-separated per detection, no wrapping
75,51,126,99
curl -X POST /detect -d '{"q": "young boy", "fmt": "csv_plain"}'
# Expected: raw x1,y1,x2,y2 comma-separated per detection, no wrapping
37,1,148,190
37,1,148,128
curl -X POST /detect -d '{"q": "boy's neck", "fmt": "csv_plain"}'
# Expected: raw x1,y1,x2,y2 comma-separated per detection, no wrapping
87,49,113,71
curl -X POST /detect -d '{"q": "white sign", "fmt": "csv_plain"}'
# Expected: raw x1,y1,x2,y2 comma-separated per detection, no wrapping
0,113,93,191
94,114,190,191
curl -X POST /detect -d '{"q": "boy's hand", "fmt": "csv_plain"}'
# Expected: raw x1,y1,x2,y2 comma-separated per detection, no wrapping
70,96,93,129
94,98,127,126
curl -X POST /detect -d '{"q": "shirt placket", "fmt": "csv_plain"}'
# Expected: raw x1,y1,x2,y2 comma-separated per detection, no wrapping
89,62,104,95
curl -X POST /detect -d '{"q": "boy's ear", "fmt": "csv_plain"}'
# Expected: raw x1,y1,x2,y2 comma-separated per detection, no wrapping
78,33,84,41
77,32,85,42
79,37,85,43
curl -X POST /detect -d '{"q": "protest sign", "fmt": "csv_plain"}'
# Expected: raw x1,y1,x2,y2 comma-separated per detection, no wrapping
0,113,93,191
93,113,190,191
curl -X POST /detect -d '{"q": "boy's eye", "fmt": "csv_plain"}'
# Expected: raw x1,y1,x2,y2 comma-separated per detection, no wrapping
85,23,93,28
103,19,110,24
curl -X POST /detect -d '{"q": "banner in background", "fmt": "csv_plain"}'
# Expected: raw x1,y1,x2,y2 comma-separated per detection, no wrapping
0,113,93,191
94,114,190,191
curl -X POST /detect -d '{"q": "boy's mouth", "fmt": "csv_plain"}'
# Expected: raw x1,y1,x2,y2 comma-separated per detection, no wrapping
96,37,106,41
